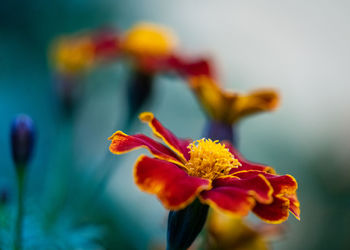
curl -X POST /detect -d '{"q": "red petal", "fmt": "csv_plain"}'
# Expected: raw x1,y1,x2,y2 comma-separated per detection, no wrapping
213,175,273,204
234,170,300,222
93,28,120,60
179,57,214,78
138,54,215,78
109,131,184,166
139,112,191,161
288,194,301,220
134,156,211,210
223,142,276,174
234,171,298,196
199,187,255,217
253,196,290,224
137,55,174,73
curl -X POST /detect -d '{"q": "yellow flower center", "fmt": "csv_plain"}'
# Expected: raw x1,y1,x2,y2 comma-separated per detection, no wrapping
186,139,241,180
122,22,177,58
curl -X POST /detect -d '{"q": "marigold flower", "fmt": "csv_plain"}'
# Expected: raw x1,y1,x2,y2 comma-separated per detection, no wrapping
189,75,280,125
108,112,299,222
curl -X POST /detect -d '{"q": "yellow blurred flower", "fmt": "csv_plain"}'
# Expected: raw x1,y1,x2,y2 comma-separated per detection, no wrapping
190,75,280,124
50,36,95,75
206,210,283,250
121,22,177,59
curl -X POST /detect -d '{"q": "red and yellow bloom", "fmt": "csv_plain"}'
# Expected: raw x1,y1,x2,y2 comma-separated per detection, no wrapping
108,112,299,223
50,22,178,75
189,75,280,124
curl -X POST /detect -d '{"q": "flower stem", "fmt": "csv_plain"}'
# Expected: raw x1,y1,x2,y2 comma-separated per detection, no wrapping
205,120,237,145
14,167,25,250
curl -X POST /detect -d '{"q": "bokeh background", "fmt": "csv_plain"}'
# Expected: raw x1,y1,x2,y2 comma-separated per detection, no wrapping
1,0,350,249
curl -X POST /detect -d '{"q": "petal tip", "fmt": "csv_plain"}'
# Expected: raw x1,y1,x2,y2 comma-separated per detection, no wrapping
108,130,125,141
139,112,154,122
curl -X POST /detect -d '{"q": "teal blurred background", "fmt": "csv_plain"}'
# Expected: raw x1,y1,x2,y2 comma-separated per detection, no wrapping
1,0,350,249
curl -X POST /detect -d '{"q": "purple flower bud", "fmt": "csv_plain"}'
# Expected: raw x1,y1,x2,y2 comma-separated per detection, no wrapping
11,115,35,167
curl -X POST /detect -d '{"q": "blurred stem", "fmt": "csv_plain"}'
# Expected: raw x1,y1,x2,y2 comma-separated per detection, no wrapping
125,68,154,128
14,167,25,250
204,120,236,145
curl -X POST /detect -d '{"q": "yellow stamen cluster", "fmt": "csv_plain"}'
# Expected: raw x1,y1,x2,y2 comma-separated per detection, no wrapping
186,139,241,180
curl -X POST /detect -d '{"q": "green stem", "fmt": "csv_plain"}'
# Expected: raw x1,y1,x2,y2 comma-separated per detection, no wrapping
14,168,25,250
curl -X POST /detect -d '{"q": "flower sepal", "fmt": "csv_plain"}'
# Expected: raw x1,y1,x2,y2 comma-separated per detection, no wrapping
167,198,209,250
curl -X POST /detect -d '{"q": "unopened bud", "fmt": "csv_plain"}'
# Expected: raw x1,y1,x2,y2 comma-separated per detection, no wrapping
11,115,35,167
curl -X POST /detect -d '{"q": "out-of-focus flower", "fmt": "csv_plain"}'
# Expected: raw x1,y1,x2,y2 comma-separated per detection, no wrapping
190,75,280,125
50,27,120,75
49,22,215,77
206,210,285,250
49,22,177,75
11,115,35,168
108,112,299,248
49,23,215,122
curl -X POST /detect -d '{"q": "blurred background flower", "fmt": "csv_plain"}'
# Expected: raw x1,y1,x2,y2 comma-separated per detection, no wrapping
1,0,350,249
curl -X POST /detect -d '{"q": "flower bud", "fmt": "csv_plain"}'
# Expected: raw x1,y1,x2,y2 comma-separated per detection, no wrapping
11,115,35,167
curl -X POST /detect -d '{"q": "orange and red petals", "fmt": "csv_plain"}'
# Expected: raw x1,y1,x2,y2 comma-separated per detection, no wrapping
139,112,190,161
234,170,300,222
200,187,255,217
224,142,276,174
134,156,211,210
108,131,183,166
263,174,297,196
214,176,273,204
253,196,290,224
